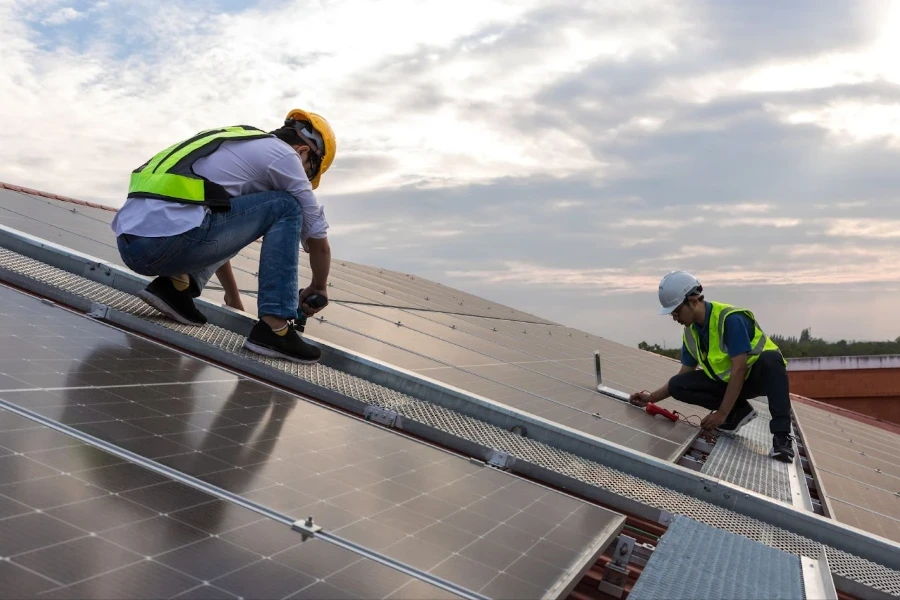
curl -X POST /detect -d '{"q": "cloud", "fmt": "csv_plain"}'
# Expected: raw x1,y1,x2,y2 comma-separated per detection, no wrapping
422,229,465,238
698,203,772,214
637,245,737,263
41,7,84,26
824,218,900,239
764,99,900,147
719,217,802,228
446,254,900,295
609,217,707,229
551,200,587,210
326,222,379,237
4,0,900,346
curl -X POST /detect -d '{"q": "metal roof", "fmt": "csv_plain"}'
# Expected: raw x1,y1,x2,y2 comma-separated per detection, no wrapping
793,401,900,544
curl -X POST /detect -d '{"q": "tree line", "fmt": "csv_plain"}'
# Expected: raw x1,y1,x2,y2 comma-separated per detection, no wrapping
639,328,900,360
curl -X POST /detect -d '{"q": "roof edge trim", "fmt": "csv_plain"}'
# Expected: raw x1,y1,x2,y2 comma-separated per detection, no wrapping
1,180,118,212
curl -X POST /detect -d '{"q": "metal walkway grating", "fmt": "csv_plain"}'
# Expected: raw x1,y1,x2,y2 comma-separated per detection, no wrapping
702,408,792,503
1,247,899,597
629,515,803,600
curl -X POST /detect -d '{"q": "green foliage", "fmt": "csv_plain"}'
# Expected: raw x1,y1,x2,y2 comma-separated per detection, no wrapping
639,328,900,360
638,341,681,360
770,329,900,358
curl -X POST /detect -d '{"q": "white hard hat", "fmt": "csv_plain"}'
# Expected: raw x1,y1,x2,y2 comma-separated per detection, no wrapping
658,271,702,315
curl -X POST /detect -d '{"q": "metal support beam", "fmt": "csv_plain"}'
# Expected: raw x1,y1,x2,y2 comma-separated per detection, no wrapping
800,547,838,600
792,415,836,520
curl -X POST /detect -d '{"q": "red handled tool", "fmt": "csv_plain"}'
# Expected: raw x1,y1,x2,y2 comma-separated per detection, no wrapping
594,351,679,423
645,400,678,422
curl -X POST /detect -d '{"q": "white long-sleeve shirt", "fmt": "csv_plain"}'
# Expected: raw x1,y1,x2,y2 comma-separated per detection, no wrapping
111,136,328,244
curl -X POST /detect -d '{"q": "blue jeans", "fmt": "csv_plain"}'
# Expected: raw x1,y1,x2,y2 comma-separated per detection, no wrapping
117,191,301,319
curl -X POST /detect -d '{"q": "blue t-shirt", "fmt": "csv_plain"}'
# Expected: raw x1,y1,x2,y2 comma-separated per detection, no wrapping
681,302,754,368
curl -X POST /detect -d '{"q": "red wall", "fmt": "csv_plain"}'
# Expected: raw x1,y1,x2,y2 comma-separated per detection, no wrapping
788,368,900,425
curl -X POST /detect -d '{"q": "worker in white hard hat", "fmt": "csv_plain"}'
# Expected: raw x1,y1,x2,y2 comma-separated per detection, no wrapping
629,271,795,462
111,109,336,365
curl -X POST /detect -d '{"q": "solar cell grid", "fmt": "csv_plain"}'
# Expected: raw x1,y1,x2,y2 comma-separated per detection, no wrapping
0,188,696,461
1,408,466,600
0,284,623,598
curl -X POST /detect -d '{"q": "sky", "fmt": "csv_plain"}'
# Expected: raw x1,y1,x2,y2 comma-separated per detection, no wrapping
2,0,900,349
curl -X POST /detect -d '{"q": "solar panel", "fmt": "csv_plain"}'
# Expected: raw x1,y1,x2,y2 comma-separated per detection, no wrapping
0,410,465,600
793,404,900,543
304,305,692,458
347,261,554,324
6,187,900,599
0,188,698,461
0,283,624,598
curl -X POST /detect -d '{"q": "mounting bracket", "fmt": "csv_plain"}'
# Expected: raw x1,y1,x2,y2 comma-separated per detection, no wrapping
598,534,636,598
363,406,402,429
291,516,322,541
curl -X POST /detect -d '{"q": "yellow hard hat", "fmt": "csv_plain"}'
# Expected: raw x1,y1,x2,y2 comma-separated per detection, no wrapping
285,108,336,190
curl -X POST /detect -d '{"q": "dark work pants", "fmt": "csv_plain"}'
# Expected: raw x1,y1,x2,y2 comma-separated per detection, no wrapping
667,350,792,434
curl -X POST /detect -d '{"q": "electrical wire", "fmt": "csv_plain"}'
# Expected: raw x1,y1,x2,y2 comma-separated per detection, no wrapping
673,411,703,428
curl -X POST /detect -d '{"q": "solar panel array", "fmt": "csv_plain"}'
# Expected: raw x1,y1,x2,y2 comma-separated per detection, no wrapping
4,183,900,597
0,282,622,598
793,403,900,544
0,187,698,461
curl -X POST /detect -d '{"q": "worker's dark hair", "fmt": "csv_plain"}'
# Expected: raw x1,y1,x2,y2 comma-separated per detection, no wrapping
687,285,704,303
269,125,305,146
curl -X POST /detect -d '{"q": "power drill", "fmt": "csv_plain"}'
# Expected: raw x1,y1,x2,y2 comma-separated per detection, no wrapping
296,293,328,333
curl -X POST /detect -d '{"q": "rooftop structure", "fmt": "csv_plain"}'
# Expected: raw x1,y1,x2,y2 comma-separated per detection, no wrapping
788,356,900,426
1,180,899,599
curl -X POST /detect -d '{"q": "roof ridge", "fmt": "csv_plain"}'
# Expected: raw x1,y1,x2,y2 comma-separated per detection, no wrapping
0,180,119,213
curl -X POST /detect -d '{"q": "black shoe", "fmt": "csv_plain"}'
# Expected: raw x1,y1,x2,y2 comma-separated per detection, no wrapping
242,320,321,364
716,402,758,436
771,433,795,463
137,277,207,326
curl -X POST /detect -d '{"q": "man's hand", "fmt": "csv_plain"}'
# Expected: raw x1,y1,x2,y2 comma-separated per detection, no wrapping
629,390,652,408
299,285,328,316
223,290,245,312
701,410,727,431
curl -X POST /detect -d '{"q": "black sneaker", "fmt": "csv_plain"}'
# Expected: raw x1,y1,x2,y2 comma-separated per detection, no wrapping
242,320,321,364
137,277,207,326
716,402,758,436
771,433,795,463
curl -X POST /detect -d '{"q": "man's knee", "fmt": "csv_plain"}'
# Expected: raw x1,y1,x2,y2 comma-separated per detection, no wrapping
757,350,785,370
270,191,302,217
668,373,689,399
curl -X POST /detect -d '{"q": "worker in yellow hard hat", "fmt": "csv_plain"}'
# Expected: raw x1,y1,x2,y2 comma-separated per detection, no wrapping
111,109,336,364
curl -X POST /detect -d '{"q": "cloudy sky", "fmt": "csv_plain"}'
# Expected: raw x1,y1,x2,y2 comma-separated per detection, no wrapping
2,0,900,349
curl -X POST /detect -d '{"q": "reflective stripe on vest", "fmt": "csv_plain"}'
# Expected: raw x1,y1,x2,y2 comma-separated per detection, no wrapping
682,301,784,382
128,126,272,207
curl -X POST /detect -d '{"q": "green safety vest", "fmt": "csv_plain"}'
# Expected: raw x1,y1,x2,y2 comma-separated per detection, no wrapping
682,301,784,382
128,125,272,208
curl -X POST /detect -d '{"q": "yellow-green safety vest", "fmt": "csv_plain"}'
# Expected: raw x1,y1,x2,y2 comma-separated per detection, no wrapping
682,301,784,382
128,125,272,208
